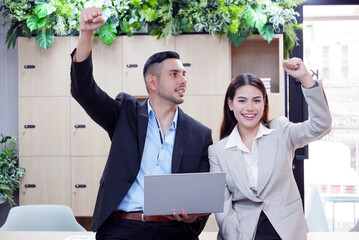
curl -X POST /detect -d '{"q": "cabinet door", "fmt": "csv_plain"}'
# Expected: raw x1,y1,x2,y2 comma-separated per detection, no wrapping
181,95,225,142
175,35,231,95
71,99,111,156
231,35,284,119
71,157,107,216
18,37,70,97
122,35,176,96
70,37,123,98
268,94,285,120
18,97,70,156
19,157,71,206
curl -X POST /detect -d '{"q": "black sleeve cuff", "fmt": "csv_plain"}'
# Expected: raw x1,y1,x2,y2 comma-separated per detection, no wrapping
309,81,319,89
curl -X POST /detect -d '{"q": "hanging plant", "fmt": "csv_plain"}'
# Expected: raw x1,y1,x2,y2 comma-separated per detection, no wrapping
0,0,305,57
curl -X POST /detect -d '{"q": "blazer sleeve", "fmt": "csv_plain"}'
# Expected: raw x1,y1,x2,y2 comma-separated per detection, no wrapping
199,129,213,172
70,49,120,136
209,145,242,240
187,128,213,236
280,81,332,149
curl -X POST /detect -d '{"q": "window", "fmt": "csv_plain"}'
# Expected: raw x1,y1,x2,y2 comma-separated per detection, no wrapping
304,5,359,232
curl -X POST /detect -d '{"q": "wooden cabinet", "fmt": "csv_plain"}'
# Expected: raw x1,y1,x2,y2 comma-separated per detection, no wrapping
18,37,70,97
231,34,284,119
181,34,284,141
122,36,176,96
69,37,118,158
18,38,110,215
181,95,225,143
18,97,70,156
19,157,71,206
71,157,106,216
176,35,231,142
70,100,111,157
70,37,124,98
18,34,285,216
176,35,231,95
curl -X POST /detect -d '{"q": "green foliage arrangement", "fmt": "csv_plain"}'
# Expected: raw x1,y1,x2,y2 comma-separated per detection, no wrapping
0,0,305,58
0,135,25,207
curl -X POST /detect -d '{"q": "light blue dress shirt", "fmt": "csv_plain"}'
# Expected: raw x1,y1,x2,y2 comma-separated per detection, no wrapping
117,100,178,212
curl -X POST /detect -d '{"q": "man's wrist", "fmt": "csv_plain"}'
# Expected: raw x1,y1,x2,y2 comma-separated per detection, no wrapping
189,215,205,225
192,216,201,223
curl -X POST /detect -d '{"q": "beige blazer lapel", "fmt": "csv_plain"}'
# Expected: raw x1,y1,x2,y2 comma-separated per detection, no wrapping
256,131,279,196
225,147,259,201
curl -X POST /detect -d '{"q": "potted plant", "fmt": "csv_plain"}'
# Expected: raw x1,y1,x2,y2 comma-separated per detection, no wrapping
0,135,25,206
0,0,305,58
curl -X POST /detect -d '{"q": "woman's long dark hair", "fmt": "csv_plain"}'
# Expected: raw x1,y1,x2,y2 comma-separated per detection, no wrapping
220,73,270,140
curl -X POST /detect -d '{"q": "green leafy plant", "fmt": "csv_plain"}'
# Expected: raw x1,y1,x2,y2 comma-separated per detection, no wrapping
0,0,306,57
0,135,25,206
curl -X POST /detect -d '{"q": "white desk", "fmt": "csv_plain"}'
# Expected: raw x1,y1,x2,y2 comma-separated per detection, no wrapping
0,231,95,240
1,231,358,240
307,232,359,240
0,231,218,240
201,232,359,240
199,232,217,240
200,232,359,240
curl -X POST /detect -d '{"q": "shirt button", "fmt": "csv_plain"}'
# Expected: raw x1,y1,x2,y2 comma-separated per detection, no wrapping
257,201,263,205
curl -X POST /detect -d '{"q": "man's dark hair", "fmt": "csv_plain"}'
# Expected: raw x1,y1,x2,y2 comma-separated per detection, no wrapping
143,51,180,81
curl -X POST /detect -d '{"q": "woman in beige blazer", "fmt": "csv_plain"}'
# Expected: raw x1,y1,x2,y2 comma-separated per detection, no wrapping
209,58,332,240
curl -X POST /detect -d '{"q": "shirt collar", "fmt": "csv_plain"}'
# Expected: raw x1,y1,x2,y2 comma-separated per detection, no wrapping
147,100,178,130
225,123,273,150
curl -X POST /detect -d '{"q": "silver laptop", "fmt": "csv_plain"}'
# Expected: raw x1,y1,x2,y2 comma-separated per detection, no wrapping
143,172,226,216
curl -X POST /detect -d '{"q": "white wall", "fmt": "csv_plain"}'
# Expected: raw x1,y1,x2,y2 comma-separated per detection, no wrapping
0,7,19,226
0,11,18,136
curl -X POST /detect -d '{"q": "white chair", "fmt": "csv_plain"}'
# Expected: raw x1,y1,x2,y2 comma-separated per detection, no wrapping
305,186,330,232
0,204,86,231
350,220,359,232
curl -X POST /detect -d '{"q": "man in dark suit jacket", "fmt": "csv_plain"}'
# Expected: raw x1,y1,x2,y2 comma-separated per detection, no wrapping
70,7,213,240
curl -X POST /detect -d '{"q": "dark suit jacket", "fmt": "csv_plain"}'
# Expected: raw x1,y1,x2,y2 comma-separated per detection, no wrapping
70,51,213,237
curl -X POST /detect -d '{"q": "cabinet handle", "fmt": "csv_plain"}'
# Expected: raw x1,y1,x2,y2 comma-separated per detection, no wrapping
183,63,191,67
25,184,36,188
126,64,138,68
74,124,86,128
24,65,36,69
75,184,87,188
24,125,36,129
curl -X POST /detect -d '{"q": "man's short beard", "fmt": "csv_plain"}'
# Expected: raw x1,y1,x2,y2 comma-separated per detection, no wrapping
158,90,184,106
